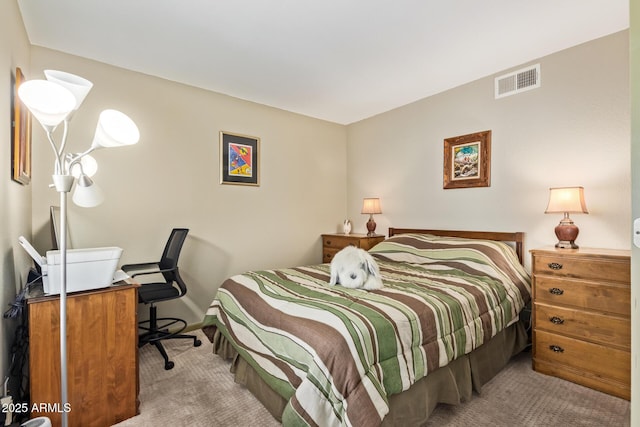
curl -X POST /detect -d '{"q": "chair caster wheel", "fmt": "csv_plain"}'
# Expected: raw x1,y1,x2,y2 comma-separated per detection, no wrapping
165,361,175,370
194,339,202,347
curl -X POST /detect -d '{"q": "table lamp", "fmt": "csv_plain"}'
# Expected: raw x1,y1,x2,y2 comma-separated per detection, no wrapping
545,186,588,249
361,198,382,237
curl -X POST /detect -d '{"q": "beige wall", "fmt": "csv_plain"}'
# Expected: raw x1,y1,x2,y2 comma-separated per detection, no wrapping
28,47,348,325
347,30,630,268
629,0,638,423
0,0,33,389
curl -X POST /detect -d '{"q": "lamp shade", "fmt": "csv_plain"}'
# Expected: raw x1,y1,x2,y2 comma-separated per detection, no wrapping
17,79,76,130
44,70,93,111
361,198,382,214
72,175,104,207
69,154,98,178
91,109,140,149
545,187,588,214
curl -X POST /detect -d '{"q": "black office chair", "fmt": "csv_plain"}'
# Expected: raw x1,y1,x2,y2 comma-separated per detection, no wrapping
122,228,201,370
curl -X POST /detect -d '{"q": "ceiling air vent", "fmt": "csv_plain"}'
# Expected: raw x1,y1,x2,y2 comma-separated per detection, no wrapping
495,64,540,99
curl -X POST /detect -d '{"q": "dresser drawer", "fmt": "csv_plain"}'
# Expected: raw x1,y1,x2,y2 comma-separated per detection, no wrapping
322,235,384,251
533,254,629,283
323,235,361,249
323,248,339,263
533,276,629,315
534,302,630,349
535,330,630,385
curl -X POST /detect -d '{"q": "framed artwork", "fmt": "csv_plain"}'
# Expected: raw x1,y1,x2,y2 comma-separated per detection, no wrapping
11,67,32,185
220,131,260,186
443,130,491,189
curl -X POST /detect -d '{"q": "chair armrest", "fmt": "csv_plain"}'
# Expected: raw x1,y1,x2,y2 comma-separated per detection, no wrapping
121,262,160,277
121,262,178,278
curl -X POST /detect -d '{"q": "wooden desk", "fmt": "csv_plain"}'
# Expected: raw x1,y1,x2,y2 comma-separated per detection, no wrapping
28,282,139,427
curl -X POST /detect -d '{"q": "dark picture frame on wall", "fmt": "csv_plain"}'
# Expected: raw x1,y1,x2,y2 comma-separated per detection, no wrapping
220,131,260,186
443,130,491,189
11,67,32,185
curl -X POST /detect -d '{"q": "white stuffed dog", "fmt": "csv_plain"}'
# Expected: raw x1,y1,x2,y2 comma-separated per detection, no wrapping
329,246,384,290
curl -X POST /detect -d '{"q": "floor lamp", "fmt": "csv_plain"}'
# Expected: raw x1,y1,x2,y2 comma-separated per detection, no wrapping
18,70,140,427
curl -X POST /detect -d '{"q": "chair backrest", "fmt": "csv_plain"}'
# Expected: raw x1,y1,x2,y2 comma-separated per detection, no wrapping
159,228,189,290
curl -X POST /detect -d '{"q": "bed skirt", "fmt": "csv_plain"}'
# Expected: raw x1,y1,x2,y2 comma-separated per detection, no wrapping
203,319,529,426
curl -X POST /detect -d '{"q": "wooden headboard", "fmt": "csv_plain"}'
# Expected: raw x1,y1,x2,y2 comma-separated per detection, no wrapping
388,228,525,266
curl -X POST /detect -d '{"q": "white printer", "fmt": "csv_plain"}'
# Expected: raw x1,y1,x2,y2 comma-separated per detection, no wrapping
19,236,123,295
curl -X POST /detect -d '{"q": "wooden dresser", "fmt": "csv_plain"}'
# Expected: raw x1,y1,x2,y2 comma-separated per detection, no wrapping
28,282,139,426
530,247,630,400
321,233,385,263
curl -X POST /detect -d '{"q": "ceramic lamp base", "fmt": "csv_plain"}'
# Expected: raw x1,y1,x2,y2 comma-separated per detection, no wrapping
554,221,579,249
366,216,377,237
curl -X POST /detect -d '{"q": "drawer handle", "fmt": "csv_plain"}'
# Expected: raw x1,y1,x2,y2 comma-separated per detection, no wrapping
326,240,331,245
549,345,565,353
547,262,563,270
549,288,564,295
549,316,564,325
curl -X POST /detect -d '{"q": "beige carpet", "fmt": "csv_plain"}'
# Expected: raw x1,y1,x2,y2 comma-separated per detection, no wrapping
113,330,630,427
112,330,279,427
427,351,630,427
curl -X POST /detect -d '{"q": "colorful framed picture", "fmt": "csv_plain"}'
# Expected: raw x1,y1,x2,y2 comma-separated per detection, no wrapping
443,130,491,189
11,67,32,185
220,131,260,186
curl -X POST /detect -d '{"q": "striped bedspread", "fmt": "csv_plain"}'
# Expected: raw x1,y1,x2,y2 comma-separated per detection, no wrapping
202,233,531,426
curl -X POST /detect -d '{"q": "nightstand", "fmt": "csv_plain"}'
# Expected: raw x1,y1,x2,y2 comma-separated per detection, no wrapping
321,233,385,263
530,246,630,400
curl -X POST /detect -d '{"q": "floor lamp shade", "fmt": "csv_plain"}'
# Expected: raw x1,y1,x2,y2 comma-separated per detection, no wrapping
91,109,140,149
72,175,105,207
69,155,98,178
18,80,75,129
545,186,588,249
44,70,93,111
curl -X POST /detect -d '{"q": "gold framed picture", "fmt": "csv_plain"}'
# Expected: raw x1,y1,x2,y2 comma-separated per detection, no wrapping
12,67,32,185
443,130,491,189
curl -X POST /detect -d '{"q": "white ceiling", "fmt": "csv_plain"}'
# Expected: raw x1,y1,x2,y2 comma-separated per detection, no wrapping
17,0,629,125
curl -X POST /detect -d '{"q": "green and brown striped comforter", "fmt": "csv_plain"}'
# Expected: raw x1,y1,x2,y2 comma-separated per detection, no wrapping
202,233,531,426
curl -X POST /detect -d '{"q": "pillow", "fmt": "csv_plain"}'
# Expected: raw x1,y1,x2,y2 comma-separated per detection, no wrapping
369,233,530,290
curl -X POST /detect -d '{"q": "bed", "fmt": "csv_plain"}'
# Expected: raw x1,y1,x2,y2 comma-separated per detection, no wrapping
202,228,531,426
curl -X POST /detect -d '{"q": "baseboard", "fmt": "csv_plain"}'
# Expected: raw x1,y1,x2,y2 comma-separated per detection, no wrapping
151,321,203,335
184,322,203,333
